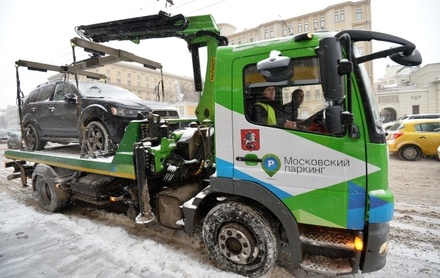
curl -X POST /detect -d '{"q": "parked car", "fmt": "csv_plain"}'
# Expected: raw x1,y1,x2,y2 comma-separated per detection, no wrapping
386,119,440,160
0,129,8,143
7,130,22,149
382,113,440,131
21,80,179,155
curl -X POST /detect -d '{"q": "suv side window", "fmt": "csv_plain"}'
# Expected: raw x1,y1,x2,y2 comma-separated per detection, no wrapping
53,82,74,101
28,88,41,103
36,84,55,102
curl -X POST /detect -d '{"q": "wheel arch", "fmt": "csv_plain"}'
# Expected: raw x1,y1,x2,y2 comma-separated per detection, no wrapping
82,105,109,126
183,176,302,267
31,164,58,190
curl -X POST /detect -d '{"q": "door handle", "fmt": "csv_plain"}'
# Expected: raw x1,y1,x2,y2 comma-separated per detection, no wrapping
48,107,55,112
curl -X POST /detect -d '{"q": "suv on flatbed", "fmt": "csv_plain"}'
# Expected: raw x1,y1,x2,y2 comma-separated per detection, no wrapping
21,80,179,155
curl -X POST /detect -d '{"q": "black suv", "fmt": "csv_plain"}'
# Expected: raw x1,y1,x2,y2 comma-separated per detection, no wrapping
21,80,179,155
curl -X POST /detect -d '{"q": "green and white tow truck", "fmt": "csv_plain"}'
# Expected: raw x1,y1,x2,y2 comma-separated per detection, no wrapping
4,11,422,277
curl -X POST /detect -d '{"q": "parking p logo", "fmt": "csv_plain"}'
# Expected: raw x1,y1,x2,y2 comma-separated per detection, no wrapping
261,154,280,177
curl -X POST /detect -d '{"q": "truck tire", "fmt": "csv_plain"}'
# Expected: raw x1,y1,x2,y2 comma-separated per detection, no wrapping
202,201,278,277
24,123,45,150
84,121,110,155
35,174,69,212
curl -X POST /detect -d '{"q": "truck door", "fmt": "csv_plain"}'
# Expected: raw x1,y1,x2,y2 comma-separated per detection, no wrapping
228,56,370,230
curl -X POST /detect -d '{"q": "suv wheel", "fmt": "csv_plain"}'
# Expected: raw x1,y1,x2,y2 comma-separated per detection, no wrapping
24,123,46,150
84,121,110,155
399,145,422,161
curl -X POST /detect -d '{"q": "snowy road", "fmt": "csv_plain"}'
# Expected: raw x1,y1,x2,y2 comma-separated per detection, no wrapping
1,144,439,278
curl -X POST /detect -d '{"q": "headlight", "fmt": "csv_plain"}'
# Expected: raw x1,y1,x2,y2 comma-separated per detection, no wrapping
111,107,142,117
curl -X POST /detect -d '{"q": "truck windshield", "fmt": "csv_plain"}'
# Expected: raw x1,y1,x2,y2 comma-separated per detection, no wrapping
356,51,382,128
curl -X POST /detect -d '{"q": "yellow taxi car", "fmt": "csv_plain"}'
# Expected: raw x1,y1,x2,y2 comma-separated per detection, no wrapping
386,118,440,161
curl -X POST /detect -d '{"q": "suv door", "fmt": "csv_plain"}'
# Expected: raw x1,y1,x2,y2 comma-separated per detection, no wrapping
30,83,56,136
48,81,79,138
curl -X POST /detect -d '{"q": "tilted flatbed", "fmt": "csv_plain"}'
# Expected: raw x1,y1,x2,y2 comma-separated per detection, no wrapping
4,144,135,180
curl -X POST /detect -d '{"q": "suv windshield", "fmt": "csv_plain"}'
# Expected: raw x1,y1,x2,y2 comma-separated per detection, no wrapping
77,81,140,100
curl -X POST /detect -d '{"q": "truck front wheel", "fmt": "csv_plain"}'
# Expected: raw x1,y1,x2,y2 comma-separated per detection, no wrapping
35,175,69,212
202,201,278,277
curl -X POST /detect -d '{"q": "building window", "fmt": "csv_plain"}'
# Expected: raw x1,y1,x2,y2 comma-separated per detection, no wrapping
128,80,131,86
137,82,141,87
264,29,269,39
314,89,321,100
117,71,121,76
137,75,140,80
412,105,419,114
145,76,149,81
106,69,111,75
270,28,274,38
305,90,310,101
127,73,131,78
356,8,363,21
283,27,288,37
334,12,339,23
297,23,302,33
313,19,318,30
304,21,309,32
117,78,121,84
339,10,345,22
378,95,398,103
320,17,325,29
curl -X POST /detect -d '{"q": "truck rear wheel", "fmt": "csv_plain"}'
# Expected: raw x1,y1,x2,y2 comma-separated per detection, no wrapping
35,174,69,212
202,201,278,277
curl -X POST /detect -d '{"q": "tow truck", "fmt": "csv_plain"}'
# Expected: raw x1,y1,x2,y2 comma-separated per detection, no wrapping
4,11,422,277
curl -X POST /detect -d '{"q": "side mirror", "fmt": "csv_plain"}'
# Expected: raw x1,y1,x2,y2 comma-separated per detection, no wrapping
257,50,294,82
390,49,422,66
64,93,76,103
325,106,344,134
318,37,347,101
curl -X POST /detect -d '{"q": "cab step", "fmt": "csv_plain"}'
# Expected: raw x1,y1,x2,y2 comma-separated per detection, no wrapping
301,254,353,275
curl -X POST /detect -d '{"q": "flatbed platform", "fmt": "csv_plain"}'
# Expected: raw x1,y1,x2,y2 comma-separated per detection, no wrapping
4,144,135,180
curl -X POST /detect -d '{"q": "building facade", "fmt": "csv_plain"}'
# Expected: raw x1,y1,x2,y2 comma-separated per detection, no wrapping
376,63,440,122
220,0,373,79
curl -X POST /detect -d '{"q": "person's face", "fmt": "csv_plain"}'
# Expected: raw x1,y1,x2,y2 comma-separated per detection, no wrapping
293,91,305,104
263,86,276,100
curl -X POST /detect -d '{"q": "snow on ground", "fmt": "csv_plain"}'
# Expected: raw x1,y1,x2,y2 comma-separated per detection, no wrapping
1,144,439,278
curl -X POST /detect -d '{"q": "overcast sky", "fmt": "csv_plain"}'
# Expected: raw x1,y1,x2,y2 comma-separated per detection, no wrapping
1,0,439,109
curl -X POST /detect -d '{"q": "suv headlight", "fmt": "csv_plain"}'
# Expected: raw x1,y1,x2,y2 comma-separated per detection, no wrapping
111,107,142,117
